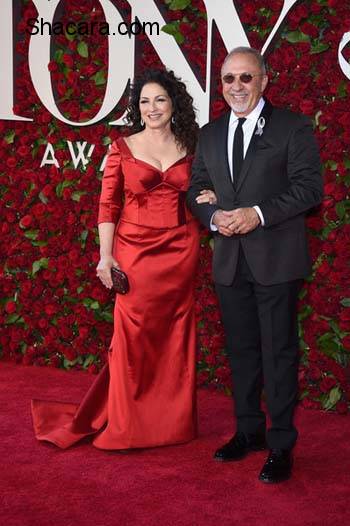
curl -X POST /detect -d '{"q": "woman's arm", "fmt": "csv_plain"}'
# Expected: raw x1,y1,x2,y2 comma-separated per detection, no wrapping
96,223,118,289
96,141,124,289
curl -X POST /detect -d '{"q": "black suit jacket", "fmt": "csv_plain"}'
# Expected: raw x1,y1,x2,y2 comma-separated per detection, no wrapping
187,100,323,286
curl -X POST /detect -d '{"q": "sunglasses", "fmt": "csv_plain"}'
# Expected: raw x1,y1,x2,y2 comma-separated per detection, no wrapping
222,73,264,84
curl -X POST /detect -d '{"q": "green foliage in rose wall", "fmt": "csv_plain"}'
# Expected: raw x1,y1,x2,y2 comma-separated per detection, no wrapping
1,0,350,413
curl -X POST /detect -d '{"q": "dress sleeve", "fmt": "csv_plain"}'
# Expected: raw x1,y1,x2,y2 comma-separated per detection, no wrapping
97,140,124,224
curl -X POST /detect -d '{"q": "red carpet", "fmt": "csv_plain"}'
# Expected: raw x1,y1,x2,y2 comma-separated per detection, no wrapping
1,361,349,526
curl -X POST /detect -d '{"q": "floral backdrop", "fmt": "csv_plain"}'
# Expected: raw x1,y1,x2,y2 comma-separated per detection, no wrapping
1,0,350,413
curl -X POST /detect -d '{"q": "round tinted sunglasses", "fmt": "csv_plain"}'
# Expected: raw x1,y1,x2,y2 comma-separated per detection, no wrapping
222,73,264,84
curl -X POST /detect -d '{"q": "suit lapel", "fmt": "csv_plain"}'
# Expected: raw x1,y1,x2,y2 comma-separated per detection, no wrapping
235,100,274,193
213,112,236,196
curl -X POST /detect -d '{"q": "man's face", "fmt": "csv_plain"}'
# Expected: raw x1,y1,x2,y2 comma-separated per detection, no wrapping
221,53,268,116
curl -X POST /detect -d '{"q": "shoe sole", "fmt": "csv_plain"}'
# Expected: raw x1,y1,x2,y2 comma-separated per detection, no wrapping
258,473,292,484
214,445,266,462
214,453,247,462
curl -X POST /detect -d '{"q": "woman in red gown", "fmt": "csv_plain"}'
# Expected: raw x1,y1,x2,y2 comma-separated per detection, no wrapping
31,70,200,450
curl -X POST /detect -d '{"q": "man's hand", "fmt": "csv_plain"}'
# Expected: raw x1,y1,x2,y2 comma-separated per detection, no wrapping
226,207,261,234
212,210,235,236
213,208,260,236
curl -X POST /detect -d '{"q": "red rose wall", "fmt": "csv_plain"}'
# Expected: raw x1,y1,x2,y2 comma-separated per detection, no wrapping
1,0,350,413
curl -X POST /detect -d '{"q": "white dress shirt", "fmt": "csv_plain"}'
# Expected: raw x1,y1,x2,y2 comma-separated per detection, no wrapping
210,97,265,230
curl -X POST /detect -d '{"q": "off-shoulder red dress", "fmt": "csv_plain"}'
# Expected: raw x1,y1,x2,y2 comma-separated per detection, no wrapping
31,137,200,450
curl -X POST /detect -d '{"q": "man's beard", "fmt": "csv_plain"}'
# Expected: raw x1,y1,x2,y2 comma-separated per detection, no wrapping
227,90,250,114
230,97,249,114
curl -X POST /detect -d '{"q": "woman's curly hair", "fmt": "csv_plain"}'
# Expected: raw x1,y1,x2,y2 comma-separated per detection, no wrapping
124,69,199,154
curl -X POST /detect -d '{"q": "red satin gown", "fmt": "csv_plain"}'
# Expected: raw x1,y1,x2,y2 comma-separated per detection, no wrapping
31,137,199,449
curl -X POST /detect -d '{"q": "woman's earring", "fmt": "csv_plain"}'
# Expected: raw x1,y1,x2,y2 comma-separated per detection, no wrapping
171,115,175,124
140,118,144,126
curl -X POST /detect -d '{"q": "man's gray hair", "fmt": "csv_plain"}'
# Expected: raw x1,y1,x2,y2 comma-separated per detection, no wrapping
221,47,267,75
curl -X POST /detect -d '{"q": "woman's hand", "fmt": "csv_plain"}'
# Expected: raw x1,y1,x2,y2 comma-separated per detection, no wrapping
96,255,119,289
195,189,217,205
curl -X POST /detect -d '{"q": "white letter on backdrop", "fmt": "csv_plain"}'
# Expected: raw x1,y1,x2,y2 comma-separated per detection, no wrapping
0,0,32,121
128,0,299,126
29,0,133,126
40,143,60,168
338,32,350,81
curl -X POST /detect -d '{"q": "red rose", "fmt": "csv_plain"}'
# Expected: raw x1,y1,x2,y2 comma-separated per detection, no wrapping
179,22,193,37
240,4,258,24
341,335,350,350
309,365,321,381
299,99,315,115
44,304,58,316
206,353,218,366
79,326,90,338
62,53,74,68
328,0,341,7
6,157,17,169
48,61,58,72
20,214,33,228
21,282,32,295
339,309,350,322
62,325,73,339
57,82,66,97
317,260,330,276
42,184,54,197
63,348,76,361
5,301,17,314
310,4,322,14
38,316,49,330
211,99,227,118
300,22,319,39
319,376,337,393
18,145,30,157
215,366,230,383
197,370,209,385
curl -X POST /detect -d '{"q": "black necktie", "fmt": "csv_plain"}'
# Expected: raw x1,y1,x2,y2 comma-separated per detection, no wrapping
232,117,246,187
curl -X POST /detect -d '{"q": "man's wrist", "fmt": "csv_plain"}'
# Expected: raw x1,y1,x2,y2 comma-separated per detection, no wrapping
210,209,222,231
253,205,265,226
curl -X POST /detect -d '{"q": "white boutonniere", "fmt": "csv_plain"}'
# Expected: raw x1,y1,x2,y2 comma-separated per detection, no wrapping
255,116,265,136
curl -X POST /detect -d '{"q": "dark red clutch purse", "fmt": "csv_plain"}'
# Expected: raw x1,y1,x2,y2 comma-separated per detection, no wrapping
111,267,129,294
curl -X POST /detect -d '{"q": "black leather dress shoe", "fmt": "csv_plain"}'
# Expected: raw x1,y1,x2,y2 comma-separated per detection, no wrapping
214,431,266,462
259,449,293,483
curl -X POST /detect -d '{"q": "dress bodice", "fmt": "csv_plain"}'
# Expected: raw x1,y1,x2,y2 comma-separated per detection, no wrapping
98,137,193,229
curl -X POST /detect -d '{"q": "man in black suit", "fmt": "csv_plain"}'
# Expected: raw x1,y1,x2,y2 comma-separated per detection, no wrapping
187,47,323,483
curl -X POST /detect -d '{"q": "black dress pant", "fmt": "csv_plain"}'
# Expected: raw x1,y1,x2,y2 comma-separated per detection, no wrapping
215,246,301,450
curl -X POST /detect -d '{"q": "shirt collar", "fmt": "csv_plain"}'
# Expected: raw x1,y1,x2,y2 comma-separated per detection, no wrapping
229,97,265,126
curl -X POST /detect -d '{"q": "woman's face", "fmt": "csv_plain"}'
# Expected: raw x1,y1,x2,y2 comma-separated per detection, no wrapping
139,82,173,130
